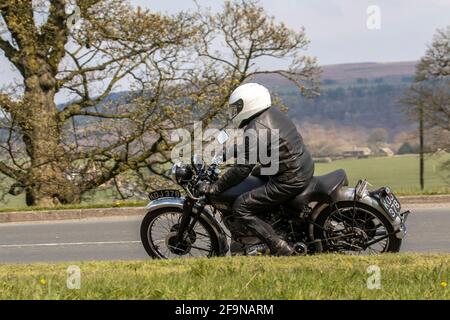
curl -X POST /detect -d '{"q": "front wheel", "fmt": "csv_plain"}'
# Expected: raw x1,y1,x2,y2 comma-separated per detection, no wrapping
312,202,402,254
140,207,221,259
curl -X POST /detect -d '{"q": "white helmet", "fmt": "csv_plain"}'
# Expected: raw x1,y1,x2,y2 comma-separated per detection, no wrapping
228,83,272,128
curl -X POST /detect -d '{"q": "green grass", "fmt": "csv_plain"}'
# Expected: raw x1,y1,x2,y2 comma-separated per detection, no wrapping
0,201,146,213
0,254,448,299
315,154,450,195
1,154,449,211
0,186,145,211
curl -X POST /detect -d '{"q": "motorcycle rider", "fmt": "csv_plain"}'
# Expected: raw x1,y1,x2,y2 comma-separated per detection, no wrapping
199,83,314,256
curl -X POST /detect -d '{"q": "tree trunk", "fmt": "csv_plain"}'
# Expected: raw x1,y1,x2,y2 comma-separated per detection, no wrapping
419,108,425,191
18,67,81,207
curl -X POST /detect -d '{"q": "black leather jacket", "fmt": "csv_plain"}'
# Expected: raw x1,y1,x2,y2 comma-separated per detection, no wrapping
213,107,314,194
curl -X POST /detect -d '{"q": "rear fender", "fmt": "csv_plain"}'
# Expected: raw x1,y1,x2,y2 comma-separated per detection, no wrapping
146,197,229,254
309,187,405,239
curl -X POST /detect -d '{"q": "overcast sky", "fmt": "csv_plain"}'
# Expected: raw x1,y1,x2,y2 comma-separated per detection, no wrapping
0,0,448,98
132,0,450,65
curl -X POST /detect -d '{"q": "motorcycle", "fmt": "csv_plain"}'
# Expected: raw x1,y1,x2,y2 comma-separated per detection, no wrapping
140,131,410,258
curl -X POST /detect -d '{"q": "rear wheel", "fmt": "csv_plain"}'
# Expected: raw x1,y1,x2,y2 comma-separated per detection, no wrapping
312,202,402,254
140,207,221,259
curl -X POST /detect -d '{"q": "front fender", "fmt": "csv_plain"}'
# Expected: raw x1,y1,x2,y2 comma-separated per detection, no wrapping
310,187,406,239
145,197,229,254
145,197,185,211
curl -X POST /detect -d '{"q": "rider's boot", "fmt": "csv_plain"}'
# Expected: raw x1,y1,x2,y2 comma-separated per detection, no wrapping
267,238,295,256
245,243,270,256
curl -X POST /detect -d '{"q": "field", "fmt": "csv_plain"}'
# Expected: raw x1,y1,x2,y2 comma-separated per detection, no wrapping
314,154,450,194
0,254,448,299
0,154,449,210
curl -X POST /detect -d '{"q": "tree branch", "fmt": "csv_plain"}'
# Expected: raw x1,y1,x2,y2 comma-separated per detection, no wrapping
39,0,69,74
0,160,19,180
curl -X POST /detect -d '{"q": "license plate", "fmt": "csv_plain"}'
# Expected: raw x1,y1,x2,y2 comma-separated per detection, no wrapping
148,189,181,201
380,188,401,219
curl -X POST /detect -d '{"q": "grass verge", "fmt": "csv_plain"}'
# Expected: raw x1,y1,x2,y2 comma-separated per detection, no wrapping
0,254,448,299
314,154,450,193
0,201,147,213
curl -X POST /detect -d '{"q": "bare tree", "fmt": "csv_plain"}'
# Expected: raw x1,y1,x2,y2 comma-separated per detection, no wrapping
402,26,450,187
0,0,319,207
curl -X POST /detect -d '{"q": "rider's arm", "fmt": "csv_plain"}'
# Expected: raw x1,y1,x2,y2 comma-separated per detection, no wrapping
211,128,257,194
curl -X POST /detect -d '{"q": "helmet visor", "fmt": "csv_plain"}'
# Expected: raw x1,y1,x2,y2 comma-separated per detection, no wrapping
228,99,244,122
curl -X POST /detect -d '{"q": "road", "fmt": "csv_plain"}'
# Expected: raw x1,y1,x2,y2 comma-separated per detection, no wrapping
0,206,448,263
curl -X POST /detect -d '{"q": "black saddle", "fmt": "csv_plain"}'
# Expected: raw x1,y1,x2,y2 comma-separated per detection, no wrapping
214,169,348,207
286,169,349,209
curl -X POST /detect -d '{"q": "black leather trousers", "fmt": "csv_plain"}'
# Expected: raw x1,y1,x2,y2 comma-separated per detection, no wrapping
231,169,313,252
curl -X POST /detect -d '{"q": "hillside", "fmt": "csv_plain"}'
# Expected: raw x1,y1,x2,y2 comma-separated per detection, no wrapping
321,61,416,82
254,61,418,152
255,61,417,86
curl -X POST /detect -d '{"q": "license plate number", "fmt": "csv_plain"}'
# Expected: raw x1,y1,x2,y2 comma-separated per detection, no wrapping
380,189,401,219
148,189,181,201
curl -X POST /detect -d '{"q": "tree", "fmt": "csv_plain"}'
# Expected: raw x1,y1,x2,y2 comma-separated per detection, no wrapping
0,0,200,206
0,0,319,207
397,142,416,155
402,26,450,189
367,128,388,145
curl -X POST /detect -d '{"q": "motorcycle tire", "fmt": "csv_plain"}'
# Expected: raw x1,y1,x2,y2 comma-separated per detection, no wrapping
141,207,222,259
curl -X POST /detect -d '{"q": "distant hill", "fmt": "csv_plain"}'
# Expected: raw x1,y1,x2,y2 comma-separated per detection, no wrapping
254,61,417,87
253,61,418,144
320,61,416,82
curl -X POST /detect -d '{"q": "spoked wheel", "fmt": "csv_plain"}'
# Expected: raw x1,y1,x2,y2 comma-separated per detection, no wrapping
140,207,221,259
313,202,402,254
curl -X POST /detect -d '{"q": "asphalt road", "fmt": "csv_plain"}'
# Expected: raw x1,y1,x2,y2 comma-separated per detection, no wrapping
0,206,448,264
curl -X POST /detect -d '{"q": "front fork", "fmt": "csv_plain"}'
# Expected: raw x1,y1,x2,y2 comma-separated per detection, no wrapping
177,196,207,242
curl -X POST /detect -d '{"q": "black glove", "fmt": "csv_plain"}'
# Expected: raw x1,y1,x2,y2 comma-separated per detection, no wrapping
197,181,219,195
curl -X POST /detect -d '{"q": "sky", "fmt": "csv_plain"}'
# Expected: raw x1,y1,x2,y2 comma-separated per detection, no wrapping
0,0,448,99
130,0,450,65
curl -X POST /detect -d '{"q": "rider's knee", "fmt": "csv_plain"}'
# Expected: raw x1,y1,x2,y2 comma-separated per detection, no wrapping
232,194,252,217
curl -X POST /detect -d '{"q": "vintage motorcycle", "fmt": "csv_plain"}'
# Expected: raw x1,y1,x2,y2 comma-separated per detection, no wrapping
140,131,410,258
